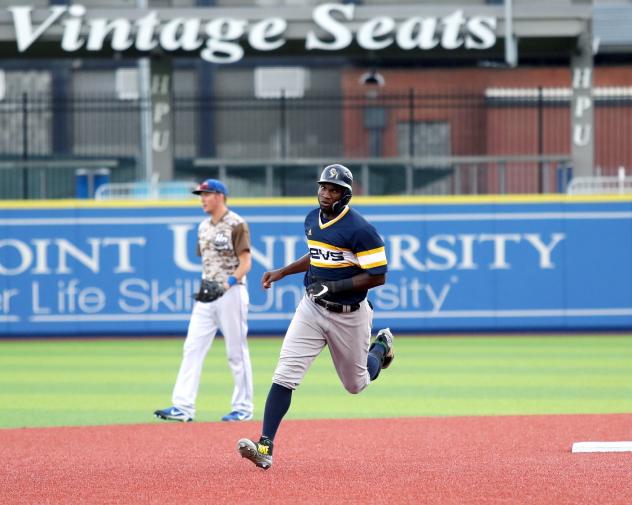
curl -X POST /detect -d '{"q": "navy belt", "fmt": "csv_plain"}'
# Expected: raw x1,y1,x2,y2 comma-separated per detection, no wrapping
310,296,360,313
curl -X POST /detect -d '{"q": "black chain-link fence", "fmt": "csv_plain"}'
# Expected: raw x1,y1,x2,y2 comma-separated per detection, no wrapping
0,91,629,198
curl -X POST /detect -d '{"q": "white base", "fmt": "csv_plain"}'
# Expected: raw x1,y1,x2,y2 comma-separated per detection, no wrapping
572,441,632,453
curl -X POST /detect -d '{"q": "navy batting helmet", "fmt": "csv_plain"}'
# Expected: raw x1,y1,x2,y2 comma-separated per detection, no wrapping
318,164,353,191
318,164,353,212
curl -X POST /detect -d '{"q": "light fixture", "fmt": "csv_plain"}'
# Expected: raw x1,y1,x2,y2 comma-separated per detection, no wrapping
359,69,385,87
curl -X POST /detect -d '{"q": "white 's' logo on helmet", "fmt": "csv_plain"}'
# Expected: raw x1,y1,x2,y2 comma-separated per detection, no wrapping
329,168,338,178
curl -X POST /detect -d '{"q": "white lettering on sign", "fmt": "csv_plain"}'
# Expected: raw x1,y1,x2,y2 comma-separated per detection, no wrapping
248,17,287,52
385,232,565,272
9,5,67,52
572,67,592,90
136,11,160,51
0,231,563,278
61,4,86,51
8,4,497,63
0,237,145,275
32,279,106,314
305,3,355,51
160,18,203,52
572,66,593,148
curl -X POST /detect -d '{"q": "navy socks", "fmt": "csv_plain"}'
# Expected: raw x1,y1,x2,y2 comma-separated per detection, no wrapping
367,343,386,380
261,383,292,441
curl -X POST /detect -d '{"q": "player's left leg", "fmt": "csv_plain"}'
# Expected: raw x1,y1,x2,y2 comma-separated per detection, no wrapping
238,296,325,469
367,327,395,380
327,300,394,390
236,382,290,470
327,299,374,393
263,297,325,429
217,285,253,421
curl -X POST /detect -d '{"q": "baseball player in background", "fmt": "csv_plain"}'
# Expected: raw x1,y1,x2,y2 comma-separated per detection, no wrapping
237,164,394,469
155,179,254,423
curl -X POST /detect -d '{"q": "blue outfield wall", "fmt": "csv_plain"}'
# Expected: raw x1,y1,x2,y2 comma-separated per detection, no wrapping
1,196,631,336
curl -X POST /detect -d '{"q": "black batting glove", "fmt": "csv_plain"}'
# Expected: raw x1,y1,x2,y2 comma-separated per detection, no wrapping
306,281,332,299
306,278,354,298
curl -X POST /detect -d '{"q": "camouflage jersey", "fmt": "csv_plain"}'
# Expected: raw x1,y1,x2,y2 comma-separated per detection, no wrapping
196,210,251,283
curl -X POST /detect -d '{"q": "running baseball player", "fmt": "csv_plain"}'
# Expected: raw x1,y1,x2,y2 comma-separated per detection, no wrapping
237,164,393,469
155,179,254,423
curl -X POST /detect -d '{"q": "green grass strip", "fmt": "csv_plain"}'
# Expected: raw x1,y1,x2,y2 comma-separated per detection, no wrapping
1,335,631,429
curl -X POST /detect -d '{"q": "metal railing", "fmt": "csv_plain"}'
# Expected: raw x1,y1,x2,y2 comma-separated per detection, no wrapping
95,180,198,200
0,158,121,200
567,167,632,195
193,155,573,197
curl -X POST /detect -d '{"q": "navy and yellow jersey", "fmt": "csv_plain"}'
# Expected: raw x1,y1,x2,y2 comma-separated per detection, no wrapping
303,205,387,305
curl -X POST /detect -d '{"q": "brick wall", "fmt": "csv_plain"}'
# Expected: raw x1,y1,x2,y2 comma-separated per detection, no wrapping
342,66,632,180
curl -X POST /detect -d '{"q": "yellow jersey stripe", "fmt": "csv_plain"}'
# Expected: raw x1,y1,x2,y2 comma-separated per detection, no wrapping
357,246,386,257
310,260,356,268
361,258,388,269
358,248,387,269
307,240,352,252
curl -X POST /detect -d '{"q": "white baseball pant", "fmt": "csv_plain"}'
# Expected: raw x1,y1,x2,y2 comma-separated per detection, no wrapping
272,295,374,393
171,284,253,418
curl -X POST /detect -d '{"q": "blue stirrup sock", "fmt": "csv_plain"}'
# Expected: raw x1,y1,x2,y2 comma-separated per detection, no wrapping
367,353,381,380
261,383,292,441
367,344,386,381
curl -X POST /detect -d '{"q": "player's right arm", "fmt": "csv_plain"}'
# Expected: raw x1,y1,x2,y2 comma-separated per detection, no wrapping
262,253,310,289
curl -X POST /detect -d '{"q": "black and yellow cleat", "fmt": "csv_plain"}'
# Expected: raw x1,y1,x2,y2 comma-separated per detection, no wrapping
237,437,273,470
372,327,394,369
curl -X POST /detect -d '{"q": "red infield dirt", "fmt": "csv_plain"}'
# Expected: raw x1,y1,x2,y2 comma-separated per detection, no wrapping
1,414,631,505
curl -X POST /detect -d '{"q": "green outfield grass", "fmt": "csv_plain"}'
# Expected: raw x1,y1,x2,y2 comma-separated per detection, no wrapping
1,335,632,429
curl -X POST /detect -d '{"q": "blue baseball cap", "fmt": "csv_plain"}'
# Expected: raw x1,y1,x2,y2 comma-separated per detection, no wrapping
192,179,228,196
